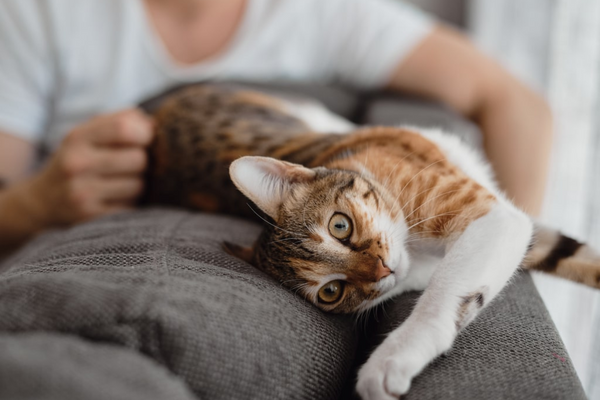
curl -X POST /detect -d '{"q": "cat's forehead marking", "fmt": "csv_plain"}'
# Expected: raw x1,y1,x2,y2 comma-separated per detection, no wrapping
332,176,358,203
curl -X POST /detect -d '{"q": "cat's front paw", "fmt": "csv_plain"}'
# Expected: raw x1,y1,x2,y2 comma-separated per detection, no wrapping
356,353,414,400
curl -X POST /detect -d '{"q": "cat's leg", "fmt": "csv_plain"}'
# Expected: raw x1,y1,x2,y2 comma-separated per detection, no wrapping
356,202,533,400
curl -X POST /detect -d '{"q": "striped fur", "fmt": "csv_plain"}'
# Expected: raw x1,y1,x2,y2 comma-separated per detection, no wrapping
148,84,600,398
525,226,600,288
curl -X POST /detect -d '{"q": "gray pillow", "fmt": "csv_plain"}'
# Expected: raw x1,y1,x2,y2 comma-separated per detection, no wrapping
0,333,197,400
0,209,357,400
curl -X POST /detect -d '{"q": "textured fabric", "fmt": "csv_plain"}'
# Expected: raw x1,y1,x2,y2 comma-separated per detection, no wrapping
0,333,196,400
0,208,585,400
0,210,357,400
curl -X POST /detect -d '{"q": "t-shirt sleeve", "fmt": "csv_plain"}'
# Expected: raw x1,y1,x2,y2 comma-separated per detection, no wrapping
319,0,435,89
0,1,54,143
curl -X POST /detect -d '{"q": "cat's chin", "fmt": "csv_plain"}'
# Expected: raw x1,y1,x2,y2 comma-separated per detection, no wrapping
376,273,397,293
363,284,404,311
365,274,407,309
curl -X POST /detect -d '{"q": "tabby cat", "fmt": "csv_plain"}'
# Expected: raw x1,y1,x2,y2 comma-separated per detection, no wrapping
146,84,600,400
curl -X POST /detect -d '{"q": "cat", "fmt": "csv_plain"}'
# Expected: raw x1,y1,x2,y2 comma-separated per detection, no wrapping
145,84,600,400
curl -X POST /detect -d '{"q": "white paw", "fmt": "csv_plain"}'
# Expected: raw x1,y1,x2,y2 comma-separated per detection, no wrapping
356,320,454,399
356,355,413,400
356,343,423,400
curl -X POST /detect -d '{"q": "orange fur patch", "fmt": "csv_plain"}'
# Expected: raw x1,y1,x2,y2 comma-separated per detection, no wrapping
321,127,496,238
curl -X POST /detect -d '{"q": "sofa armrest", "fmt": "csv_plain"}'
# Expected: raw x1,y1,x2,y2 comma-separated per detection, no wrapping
344,272,586,400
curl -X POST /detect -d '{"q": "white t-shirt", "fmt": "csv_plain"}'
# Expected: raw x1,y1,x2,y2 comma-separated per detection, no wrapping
0,0,433,150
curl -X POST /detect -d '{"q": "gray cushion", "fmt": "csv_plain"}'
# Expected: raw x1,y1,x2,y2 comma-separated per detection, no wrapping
1,208,585,400
0,209,357,400
0,333,196,400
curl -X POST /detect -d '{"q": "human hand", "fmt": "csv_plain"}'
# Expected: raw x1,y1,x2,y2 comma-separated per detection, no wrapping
27,109,154,227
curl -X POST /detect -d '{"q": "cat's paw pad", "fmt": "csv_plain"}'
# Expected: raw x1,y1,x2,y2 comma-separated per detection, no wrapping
356,357,412,400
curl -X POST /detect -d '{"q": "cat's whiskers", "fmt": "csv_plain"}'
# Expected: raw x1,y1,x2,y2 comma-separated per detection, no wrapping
282,279,311,297
406,210,463,232
403,230,443,243
390,159,445,216
406,229,443,239
291,282,310,296
399,185,437,213
380,151,416,191
354,302,374,333
268,237,310,245
403,238,433,246
360,145,371,181
403,189,463,221
379,301,390,322
363,306,375,333
281,278,302,287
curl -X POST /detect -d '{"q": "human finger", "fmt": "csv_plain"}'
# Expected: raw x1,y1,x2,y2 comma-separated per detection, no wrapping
95,176,145,202
81,109,154,147
92,148,148,176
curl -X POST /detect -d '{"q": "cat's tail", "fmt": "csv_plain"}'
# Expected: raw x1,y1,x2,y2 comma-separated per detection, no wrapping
523,224,600,289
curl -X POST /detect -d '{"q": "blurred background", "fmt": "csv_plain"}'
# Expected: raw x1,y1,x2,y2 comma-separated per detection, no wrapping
406,0,600,396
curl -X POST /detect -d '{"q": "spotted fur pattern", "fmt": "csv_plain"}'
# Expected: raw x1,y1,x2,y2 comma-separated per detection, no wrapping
147,84,600,399
146,85,318,217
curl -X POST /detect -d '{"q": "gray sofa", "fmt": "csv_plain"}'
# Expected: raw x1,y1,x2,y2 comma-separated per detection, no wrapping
0,83,586,400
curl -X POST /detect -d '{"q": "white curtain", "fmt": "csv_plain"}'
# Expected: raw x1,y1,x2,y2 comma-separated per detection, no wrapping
469,1,600,398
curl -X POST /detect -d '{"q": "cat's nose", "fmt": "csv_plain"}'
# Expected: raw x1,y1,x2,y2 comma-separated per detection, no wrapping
375,258,392,281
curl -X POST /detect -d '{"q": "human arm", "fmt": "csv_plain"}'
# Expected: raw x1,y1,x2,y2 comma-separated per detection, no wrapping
387,26,553,216
0,110,153,258
0,132,40,257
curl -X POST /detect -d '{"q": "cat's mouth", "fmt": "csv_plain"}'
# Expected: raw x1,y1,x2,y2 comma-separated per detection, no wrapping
376,270,397,293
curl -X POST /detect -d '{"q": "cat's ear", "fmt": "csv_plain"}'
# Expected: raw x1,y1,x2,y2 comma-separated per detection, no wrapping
229,156,317,220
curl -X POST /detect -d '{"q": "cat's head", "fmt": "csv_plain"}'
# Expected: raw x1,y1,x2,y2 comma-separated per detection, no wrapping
225,156,410,314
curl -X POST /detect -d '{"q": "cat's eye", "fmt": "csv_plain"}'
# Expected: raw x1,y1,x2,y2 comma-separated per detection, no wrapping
328,213,352,240
318,280,344,304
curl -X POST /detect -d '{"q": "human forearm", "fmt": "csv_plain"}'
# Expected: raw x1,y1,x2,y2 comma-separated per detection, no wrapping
388,26,552,216
0,109,153,259
475,75,553,216
0,178,49,257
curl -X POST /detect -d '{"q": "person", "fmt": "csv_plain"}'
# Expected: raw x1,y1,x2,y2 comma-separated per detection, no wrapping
0,0,552,257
